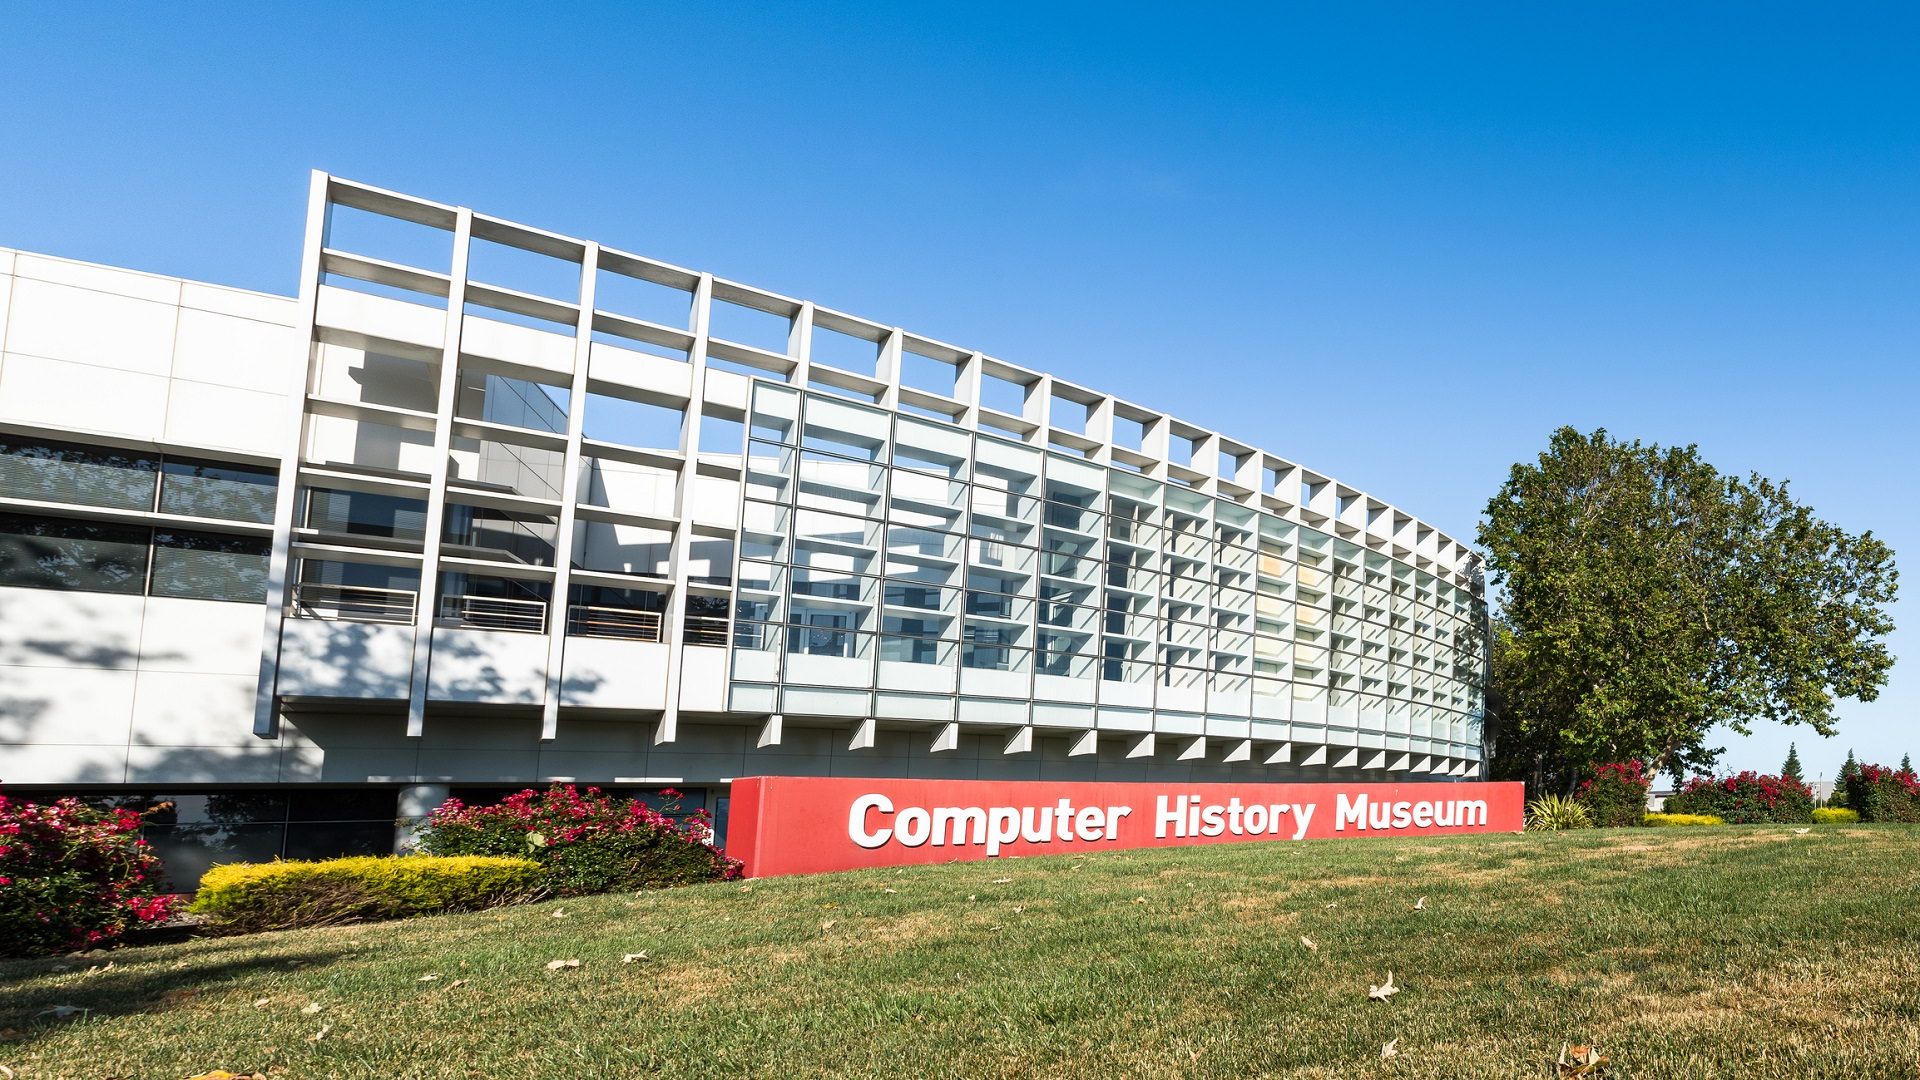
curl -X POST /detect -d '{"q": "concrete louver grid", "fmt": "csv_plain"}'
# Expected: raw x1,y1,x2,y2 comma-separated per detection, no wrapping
254,171,1488,778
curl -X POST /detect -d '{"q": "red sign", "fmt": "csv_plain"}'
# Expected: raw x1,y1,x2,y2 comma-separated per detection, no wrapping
726,776,1525,878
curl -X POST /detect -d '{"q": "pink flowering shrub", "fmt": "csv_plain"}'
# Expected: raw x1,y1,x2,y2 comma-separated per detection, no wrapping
1576,761,1651,827
0,790,179,957
1664,771,1815,824
418,785,741,896
1842,763,1920,823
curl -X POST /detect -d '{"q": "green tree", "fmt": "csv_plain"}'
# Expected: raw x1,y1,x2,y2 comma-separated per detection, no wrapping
1781,743,1804,783
1481,427,1898,794
1832,749,1860,808
1903,753,1914,775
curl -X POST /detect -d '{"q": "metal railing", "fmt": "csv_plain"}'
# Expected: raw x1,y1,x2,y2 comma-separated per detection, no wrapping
437,594,549,634
290,583,418,625
683,614,730,647
566,604,663,642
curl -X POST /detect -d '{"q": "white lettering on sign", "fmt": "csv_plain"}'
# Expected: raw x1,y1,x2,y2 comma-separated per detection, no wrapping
1334,793,1487,831
849,793,1133,856
849,789,1488,857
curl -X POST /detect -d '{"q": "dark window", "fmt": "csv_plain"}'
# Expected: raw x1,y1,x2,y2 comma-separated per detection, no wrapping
0,513,150,593
305,488,429,540
159,458,277,523
150,530,271,602
0,437,157,510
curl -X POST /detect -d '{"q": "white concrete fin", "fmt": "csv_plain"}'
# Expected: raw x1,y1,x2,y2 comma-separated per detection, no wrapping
1003,726,1034,755
1363,749,1388,771
1263,742,1292,766
1067,730,1099,757
848,717,877,751
1222,739,1253,764
1126,732,1156,759
756,714,783,748
930,722,960,754
1176,736,1207,762
1301,745,1329,767
1332,747,1361,769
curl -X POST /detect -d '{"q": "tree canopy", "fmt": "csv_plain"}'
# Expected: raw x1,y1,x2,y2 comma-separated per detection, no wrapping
1480,427,1897,792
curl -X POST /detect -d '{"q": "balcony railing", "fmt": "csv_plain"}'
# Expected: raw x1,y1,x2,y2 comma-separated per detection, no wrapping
683,614,730,647
437,594,549,634
290,583,418,625
567,604,663,642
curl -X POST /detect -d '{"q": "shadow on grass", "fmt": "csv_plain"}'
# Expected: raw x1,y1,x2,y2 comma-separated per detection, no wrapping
0,941,350,1044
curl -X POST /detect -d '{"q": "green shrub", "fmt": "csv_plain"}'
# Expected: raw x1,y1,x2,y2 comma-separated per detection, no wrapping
1811,807,1860,824
1577,761,1651,827
1526,794,1592,832
1841,764,1920,823
1,792,178,957
419,785,742,896
1663,772,1814,824
190,855,541,932
1642,812,1725,827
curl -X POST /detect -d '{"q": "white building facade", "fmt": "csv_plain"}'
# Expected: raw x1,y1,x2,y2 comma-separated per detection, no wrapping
0,173,1487,884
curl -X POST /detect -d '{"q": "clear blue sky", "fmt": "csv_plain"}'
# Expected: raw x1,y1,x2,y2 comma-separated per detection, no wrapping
3,4,1913,779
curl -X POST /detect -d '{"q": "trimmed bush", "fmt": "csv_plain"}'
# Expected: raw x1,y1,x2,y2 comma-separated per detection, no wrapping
1577,761,1651,827
420,785,742,896
1526,794,1592,832
190,855,541,932
1,792,178,957
1642,812,1725,827
1663,771,1815,824
1841,764,1920,823
1812,807,1860,825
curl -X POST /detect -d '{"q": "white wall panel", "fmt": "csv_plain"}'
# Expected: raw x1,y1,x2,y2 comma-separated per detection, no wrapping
0,352,168,438
126,742,280,783
4,277,177,373
426,627,546,704
0,587,145,669
278,620,415,698
171,307,299,393
165,380,291,456
129,671,256,746
0,666,137,744
138,597,264,676
0,742,127,784
558,637,670,709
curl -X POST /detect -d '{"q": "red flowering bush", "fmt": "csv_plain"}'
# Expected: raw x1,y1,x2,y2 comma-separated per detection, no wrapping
418,785,741,896
1842,763,1920,823
0,791,179,957
1664,771,1815,824
1576,761,1651,827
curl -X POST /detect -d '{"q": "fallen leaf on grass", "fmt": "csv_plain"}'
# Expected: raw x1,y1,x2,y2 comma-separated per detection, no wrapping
1325,901,1339,909
622,952,649,964
550,908,568,919
1368,972,1399,1001
988,925,1003,932
738,884,753,893
1382,1038,1398,1060
1012,906,1024,914
1300,935,1317,951
820,920,837,932
38,1005,84,1019
448,979,468,988
83,962,114,976
545,959,581,971
967,894,977,902
1414,896,1427,911
300,1003,324,1016
991,877,1012,884
252,998,271,1009
185,1072,266,1080
1793,828,1811,835
882,887,898,894
308,1024,331,1042
1132,896,1148,905
417,974,439,983
1556,1042,1608,1075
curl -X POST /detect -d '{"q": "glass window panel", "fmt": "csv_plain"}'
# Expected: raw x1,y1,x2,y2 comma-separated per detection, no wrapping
0,513,150,593
750,383,801,443
801,395,890,462
880,633,954,665
150,530,270,602
159,458,277,523
892,416,970,477
962,640,1029,672
0,437,157,511
965,589,1031,622
305,488,428,541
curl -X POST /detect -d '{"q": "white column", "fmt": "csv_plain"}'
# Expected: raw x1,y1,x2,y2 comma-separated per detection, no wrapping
540,242,599,740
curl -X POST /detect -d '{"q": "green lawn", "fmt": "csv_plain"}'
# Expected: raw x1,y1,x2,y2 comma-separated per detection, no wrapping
4,826,1918,1078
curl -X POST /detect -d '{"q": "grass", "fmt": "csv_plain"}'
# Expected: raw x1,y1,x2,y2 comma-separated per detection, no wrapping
4,826,1918,1079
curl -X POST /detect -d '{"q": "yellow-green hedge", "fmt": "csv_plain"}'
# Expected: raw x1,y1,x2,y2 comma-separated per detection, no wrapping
191,855,542,932
1812,807,1861,824
1642,812,1725,827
